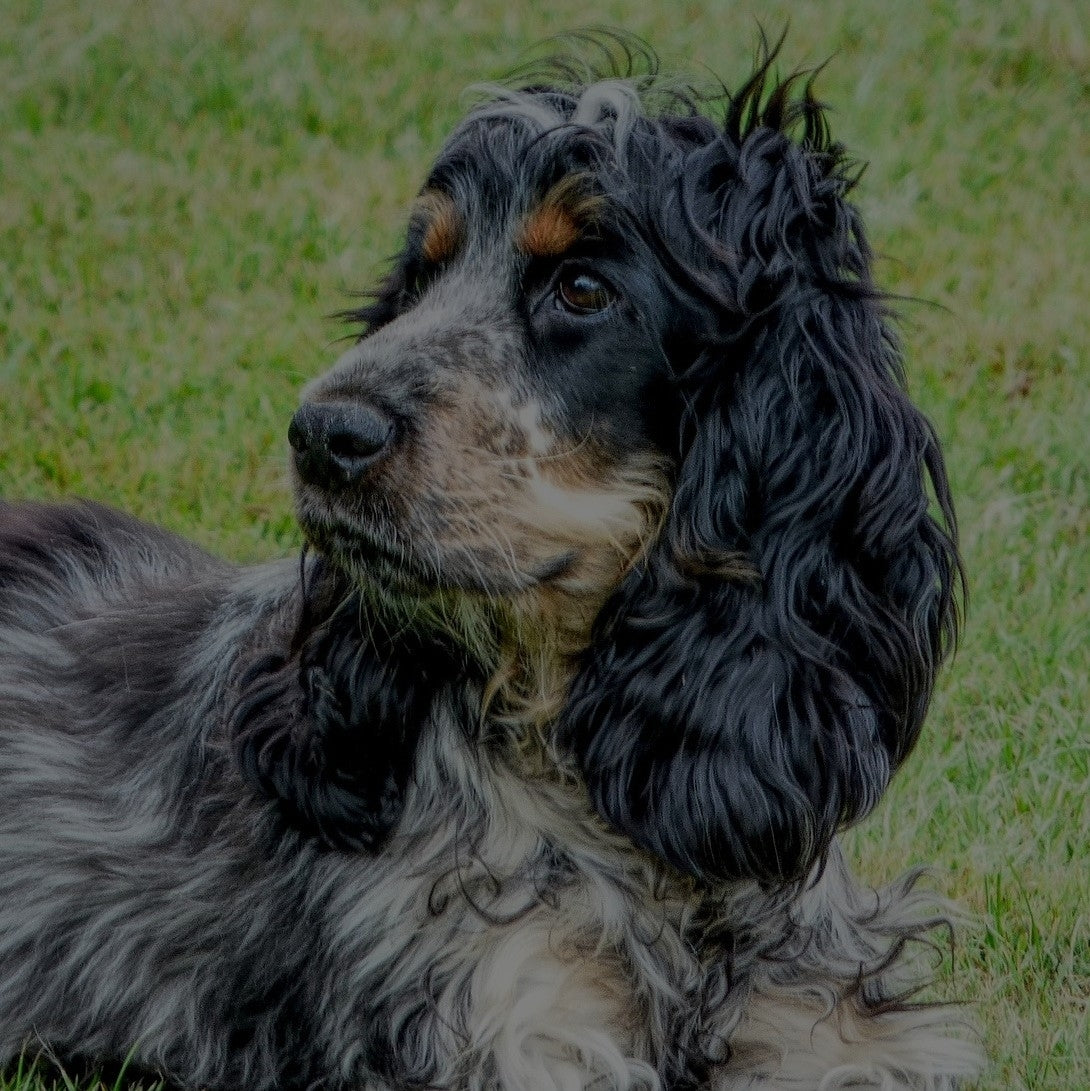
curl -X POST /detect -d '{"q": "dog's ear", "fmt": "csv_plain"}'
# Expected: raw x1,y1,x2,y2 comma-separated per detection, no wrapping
229,580,449,852
562,77,961,884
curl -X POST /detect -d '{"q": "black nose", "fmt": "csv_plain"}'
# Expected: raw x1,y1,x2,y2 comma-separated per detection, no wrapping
288,400,395,486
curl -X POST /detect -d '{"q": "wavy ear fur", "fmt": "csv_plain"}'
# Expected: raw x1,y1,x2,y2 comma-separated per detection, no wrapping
229,570,453,852
563,72,961,884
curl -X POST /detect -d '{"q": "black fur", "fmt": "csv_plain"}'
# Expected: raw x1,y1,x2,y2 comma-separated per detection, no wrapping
229,566,463,853
560,66,959,883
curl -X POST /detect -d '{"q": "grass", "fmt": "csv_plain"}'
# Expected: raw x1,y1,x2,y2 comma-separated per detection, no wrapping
1,0,1087,1086
0,1053,161,1091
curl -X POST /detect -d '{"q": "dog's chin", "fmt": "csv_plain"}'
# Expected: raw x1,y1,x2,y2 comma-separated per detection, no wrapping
298,520,433,597
298,516,575,602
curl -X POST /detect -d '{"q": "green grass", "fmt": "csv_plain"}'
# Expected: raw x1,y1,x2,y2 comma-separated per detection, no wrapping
1,0,1088,1087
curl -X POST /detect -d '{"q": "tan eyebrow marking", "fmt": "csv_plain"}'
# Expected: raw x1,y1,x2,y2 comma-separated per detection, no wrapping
517,175,606,258
412,189,463,265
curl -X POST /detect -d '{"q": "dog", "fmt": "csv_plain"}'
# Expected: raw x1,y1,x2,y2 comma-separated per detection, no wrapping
0,39,980,1091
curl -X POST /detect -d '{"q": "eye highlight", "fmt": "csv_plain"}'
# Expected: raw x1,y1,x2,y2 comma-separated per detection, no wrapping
556,270,614,316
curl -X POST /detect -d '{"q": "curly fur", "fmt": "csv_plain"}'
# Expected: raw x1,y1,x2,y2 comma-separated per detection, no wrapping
0,37,980,1090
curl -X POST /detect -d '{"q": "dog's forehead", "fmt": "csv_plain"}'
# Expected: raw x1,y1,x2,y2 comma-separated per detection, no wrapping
409,171,607,271
411,86,653,265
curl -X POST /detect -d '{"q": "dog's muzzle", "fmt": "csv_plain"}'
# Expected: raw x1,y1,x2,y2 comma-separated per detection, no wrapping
289,401,395,487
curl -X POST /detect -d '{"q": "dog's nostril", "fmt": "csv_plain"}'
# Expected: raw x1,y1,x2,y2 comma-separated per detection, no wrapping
327,428,386,462
289,401,395,486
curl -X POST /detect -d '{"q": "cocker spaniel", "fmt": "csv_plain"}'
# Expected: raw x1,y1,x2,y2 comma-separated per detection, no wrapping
0,40,979,1091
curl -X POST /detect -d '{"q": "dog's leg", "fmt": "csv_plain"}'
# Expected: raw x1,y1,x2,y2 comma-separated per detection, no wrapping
456,919,659,1091
713,989,980,1090
711,847,981,1090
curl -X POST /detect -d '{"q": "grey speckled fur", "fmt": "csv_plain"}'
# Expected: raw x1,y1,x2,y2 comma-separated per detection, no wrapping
0,500,978,1089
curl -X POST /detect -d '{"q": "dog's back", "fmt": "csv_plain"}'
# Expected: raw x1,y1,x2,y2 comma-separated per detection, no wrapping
0,500,220,626
0,502,325,1088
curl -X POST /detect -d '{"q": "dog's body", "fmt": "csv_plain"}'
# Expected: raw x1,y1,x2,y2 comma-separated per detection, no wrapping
0,45,979,1090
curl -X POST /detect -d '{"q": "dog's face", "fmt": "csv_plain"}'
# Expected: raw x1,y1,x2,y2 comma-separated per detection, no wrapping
291,138,685,606
275,62,962,886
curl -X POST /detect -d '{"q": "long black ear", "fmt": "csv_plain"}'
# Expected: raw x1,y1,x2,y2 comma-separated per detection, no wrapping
562,75,961,884
229,571,452,852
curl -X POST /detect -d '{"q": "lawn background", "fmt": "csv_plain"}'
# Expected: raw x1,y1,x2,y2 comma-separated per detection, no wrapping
0,0,1087,1087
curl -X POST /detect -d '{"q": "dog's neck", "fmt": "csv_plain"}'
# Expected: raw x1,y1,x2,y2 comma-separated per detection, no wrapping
478,580,608,776
305,559,610,777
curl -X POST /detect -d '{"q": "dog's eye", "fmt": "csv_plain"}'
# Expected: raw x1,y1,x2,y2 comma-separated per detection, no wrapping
556,270,614,315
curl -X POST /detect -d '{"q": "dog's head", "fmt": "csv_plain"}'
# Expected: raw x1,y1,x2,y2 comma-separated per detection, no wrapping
247,41,960,883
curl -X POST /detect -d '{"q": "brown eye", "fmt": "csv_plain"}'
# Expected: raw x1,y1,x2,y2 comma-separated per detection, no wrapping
556,270,614,315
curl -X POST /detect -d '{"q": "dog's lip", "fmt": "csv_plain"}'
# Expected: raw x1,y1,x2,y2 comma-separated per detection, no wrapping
361,540,455,596
295,508,419,576
349,533,415,570
320,524,430,585
301,513,579,596
359,541,578,596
